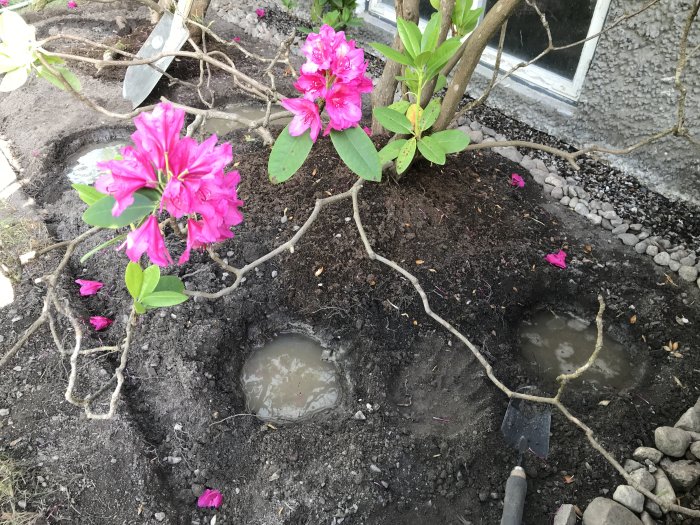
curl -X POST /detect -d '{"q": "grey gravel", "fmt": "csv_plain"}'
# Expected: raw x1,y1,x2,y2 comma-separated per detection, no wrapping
655,426,691,457
653,252,671,266
600,210,617,220
633,447,664,464
629,467,656,491
612,485,644,513
646,245,659,257
582,497,642,525
553,504,577,525
669,260,681,272
575,202,590,216
663,459,700,491
588,213,602,226
624,459,644,473
689,441,700,459
618,233,639,246
551,187,564,199
635,241,649,254
560,196,570,206
644,499,662,518
612,223,629,234
653,468,677,507
0,408,9,417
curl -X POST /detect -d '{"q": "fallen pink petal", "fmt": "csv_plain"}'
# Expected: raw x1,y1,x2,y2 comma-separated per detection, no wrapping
67,0,77,8
545,250,567,269
89,316,113,331
510,173,525,188
255,8,265,17
363,126,372,137
197,488,223,509
75,279,104,296
232,36,241,42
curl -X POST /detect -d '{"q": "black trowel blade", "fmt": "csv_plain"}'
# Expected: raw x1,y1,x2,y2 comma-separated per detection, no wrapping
501,396,551,459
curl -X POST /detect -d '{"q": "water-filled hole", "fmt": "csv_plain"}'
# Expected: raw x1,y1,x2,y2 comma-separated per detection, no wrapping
240,334,340,423
202,103,292,136
64,142,125,185
518,309,642,390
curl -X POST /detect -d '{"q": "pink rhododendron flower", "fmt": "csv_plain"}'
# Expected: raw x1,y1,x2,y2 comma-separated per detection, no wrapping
280,98,322,142
510,173,525,188
0,0,9,7
67,0,77,7
283,25,372,141
197,488,223,508
255,8,265,17
119,215,173,267
94,102,244,266
545,250,567,269
75,279,103,296
90,316,113,331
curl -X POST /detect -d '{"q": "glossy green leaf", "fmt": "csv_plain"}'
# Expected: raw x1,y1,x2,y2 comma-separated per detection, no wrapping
72,183,106,206
125,262,143,300
373,107,413,134
378,139,408,164
425,38,462,79
396,18,421,58
134,301,146,314
369,42,413,67
140,265,160,299
417,136,446,165
330,127,381,182
79,234,126,263
452,0,470,29
429,129,471,154
268,125,314,184
429,0,439,9
387,99,410,114
154,275,185,294
459,7,482,35
414,51,432,68
421,12,441,52
395,137,417,174
434,73,447,93
419,98,441,131
56,66,81,92
141,291,189,308
82,191,157,229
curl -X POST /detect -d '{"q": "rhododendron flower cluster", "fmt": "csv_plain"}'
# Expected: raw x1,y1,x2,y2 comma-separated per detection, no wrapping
280,25,373,142
95,102,243,266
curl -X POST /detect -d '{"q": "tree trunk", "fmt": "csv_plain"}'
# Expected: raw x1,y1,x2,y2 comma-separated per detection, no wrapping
432,0,522,132
419,0,456,108
371,0,420,135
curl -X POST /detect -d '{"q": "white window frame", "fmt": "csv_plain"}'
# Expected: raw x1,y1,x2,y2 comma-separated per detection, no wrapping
366,0,612,101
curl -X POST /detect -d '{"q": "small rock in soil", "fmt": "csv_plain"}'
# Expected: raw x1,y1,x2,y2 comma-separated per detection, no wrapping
634,447,663,464
618,233,639,246
369,464,381,473
154,512,165,522
675,406,700,432
653,468,676,507
353,410,366,420
553,503,577,525
612,224,629,234
662,459,700,491
654,426,691,457
629,468,656,491
646,245,659,256
624,459,644,473
582,497,643,525
639,511,656,525
612,485,644,513
653,252,671,266
690,441,700,459
635,241,649,254
0,408,9,416
678,265,698,282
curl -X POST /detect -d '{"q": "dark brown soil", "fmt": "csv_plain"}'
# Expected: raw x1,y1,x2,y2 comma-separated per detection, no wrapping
1,5,699,525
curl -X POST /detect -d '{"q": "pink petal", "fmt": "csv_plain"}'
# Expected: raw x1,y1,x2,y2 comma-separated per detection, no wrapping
89,316,113,331
75,279,104,296
510,173,525,188
197,488,223,508
232,37,241,42
255,8,265,17
363,126,372,137
544,250,567,269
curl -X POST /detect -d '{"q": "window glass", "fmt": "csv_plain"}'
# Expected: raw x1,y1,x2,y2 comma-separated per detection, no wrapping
484,0,596,80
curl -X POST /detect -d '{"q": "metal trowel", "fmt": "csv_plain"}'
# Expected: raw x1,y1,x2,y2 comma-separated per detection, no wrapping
499,387,551,525
122,0,193,108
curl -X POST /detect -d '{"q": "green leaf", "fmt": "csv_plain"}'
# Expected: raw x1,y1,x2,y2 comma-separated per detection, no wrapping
140,265,160,299
154,275,185,294
434,73,447,93
378,139,408,164
429,129,471,153
125,262,143,300
330,127,381,182
369,42,413,67
419,98,441,131
35,65,67,91
421,12,441,53
417,136,446,165
425,38,462,79
429,0,439,8
268,125,314,184
134,301,146,314
452,0,469,29
460,7,482,35
396,18,421,58
395,137,417,174
387,99,410,114
79,234,126,263
413,51,432,68
72,183,106,206
82,192,157,229
141,291,189,308
56,66,81,92
373,107,413,134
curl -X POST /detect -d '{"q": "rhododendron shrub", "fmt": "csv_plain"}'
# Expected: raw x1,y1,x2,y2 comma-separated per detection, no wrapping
72,102,244,313
268,25,381,184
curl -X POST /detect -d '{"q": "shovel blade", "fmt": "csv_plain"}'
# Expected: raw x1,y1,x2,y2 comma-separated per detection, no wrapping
501,396,551,459
122,11,189,108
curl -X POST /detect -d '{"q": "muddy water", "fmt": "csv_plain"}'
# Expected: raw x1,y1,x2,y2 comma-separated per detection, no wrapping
519,310,638,389
64,142,124,184
202,104,291,136
240,334,340,423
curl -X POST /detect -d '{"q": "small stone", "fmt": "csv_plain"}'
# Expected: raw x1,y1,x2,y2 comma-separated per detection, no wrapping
155,512,166,522
543,183,555,195
689,441,700,459
635,241,649,254
582,497,643,525
675,407,700,432
638,231,650,240
677,265,698,282
644,499,662,518
646,245,659,257
680,255,696,266
600,202,614,212
271,270,278,278
165,456,182,464
610,218,624,227
613,485,644,513
588,213,602,226
663,459,700,491
545,175,564,187
669,260,680,272
495,146,522,163
601,219,613,230
553,503,577,525
653,469,676,507
520,156,536,170
624,459,644,473
551,187,564,199
531,169,548,185
600,210,617,220
612,224,629,234
653,252,671,266
560,196,570,206
629,223,643,231
353,410,366,420
633,447,663,464
639,512,656,525
655,426,691,457
618,233,639,246
629,467,656,491
467,130,483,143
575,202,589,216
589,199,602,211
369,464,381,473
0,408,9,417
568,196,579,208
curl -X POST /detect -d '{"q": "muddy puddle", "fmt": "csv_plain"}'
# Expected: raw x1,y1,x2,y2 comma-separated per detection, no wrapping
202,104,291,136
240,334,340,423
519,310,640,389
64,142,124,184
